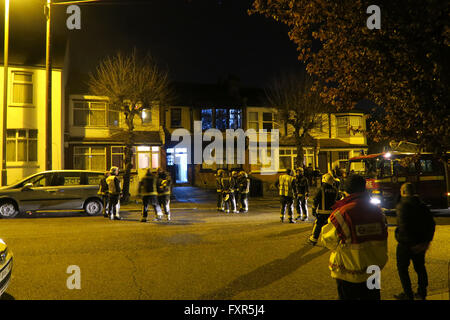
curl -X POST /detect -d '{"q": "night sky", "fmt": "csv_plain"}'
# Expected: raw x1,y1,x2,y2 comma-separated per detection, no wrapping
3,0,303,87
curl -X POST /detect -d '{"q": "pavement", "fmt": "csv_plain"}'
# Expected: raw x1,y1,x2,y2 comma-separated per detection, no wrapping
1,185,449,300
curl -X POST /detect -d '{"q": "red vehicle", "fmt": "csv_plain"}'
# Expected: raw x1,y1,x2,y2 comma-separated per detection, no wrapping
347,152,449,211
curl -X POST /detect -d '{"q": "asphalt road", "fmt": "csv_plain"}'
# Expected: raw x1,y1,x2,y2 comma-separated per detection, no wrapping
1,195,449,300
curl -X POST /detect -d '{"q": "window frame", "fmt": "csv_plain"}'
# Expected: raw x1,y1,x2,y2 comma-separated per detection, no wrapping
6,129,38,163
73,146,107,171
11,71,34,106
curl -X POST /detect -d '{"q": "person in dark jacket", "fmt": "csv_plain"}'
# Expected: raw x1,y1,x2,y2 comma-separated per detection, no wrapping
106,166,122,220
293,167,309,221
220,171,233,213
394,183,436,300
237,171,250,213
307,173,339,245
139,169,162,222
98,171,110,218
157,169,172,221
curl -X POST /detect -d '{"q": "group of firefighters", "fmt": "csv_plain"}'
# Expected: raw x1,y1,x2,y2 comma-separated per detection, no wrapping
215,169,250,213
98,166,172,222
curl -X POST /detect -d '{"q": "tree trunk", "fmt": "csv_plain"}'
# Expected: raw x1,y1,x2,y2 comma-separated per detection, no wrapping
294,127,304,169
121,112,135,203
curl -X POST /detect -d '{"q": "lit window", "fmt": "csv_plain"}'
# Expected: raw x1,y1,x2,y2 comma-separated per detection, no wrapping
6,129,38,162
73,146,106,171
337,116,349,137
248,112,259,130
141,109,152,124
12,72,33,105
73,100,107,127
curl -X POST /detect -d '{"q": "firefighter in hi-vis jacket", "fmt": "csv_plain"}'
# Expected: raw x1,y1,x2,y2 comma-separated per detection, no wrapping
308,173,339,245
215,169,224,211
139,169,162,222
276,168,296,223
237,171,250,213
106,166,122,220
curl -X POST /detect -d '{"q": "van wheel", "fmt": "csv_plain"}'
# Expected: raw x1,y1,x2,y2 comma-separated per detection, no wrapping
0,200,19,218
84,199,102,216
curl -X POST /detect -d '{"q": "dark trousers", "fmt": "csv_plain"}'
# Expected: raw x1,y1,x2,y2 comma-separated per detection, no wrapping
336,279,381,300
142,195,161,219
158,195,171,216
396,243,428,299
101,195,109,216
240,193,248,212
222,192,232,212
311,213,330,240
295,195,308,219
108,194,119,217
280,196,294,220
217,192,223,209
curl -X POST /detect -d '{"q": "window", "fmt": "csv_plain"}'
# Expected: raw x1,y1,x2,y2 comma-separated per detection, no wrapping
279,148,297,170
215,109,228,130
73,146,106,171
49,172,82,186
6,129,38,162
201,109,213,130
111,147,125,169
338,151,349,169
420,159,434,174
109,104,121,127
73,100,107,127
262,112,273,130
12,72,33,105
135,146,159,169
248,112,259,130
140,108,152,124
336,116,349,137
170,108,182,127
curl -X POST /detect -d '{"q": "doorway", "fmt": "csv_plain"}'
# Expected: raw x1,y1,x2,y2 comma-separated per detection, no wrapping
167,148,188,184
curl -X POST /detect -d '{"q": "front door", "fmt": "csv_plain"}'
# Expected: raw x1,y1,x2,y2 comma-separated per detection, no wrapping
136,146,160,183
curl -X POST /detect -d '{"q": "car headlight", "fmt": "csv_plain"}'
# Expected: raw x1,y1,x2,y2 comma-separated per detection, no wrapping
370,197,381,205
0,239,5,245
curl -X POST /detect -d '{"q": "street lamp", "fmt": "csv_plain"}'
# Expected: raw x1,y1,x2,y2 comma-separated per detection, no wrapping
1,0,10,186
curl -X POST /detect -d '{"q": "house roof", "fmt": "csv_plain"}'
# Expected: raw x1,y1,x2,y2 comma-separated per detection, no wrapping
279,133,317,147
317,138,367,149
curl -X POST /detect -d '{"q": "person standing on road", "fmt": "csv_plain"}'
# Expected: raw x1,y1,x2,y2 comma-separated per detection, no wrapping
220,171,233,213
293,167,309,221
139,169,162,222
237,171,250,213
276,169,296,223
106,166,122,220
230,171,240,214
98,171,110,218
319,174,388,300
307,173,339,245
157,168,172,222
215,169,224,212
394,183,435,300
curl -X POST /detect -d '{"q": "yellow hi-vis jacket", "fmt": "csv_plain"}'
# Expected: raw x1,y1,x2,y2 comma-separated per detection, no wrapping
278,174,295,197
319,192,388,283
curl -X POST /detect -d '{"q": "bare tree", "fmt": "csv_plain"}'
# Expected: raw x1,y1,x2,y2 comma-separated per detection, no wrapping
89,50,172,202
266,73,330,169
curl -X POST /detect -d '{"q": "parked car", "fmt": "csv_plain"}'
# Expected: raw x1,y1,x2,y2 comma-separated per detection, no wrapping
0,170,105,218
0,238,13,297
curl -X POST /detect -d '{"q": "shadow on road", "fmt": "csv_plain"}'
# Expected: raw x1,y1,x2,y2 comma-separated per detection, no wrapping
265,226,311,239
200,245,329,299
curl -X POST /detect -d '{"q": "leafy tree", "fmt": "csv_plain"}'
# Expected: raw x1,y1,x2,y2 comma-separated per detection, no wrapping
89,50,172,202
250,0,449,159
266,73,330,168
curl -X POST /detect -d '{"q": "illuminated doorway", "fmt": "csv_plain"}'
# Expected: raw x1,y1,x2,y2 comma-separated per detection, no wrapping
167,147,188,183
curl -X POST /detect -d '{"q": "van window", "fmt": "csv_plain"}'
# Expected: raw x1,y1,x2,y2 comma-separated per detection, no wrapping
85,173,104,185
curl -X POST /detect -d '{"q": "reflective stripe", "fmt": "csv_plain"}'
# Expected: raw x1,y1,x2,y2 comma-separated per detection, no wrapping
419,176,444,181
317,210,332,214
332,211,352,241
